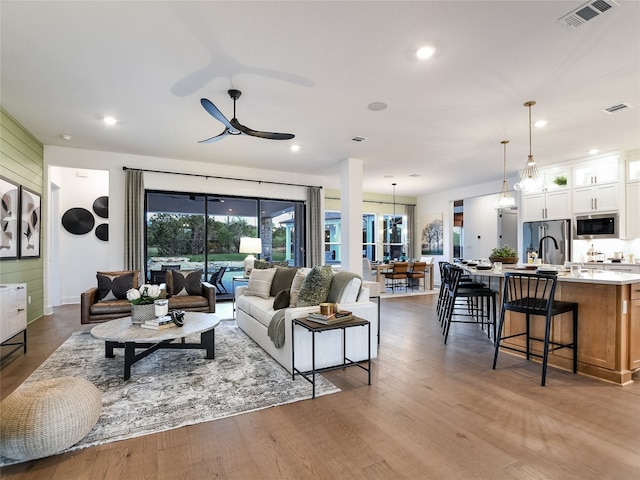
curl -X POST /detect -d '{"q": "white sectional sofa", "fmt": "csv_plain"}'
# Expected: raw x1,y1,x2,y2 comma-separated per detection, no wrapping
235,266,377,374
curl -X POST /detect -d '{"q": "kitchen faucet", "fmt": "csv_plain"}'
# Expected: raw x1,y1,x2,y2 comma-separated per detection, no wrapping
538,235,559,264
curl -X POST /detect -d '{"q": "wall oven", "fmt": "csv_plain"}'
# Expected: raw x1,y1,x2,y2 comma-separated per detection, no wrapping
574,213,619,239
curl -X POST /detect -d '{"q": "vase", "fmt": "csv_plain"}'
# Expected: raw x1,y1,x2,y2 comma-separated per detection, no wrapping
131,304,156,324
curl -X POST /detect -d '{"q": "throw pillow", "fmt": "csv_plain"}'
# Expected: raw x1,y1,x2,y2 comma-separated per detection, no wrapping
96,271,136,301
326,271,362,303
272,289,290,310
289,268,310,307
244,267,277,299
296,266,333,307
166,269,202,297
269,266,298,297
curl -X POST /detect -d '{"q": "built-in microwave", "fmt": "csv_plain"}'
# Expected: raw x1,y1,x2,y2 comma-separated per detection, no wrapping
574,213,619,239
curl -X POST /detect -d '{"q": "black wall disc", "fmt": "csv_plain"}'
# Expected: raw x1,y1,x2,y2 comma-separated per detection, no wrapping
62,207,95,235
93,196,109,218
95,223,109,241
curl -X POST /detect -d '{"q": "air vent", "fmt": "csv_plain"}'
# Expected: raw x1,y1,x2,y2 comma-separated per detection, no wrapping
558,0,618,28
352,136,367,142
603,103,631,114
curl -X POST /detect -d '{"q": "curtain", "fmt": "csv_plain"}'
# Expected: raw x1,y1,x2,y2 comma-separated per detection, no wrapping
124,169,145,277
407,204,415,261
307,186,323,267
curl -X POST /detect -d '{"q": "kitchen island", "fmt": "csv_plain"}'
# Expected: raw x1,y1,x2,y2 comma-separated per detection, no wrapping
466,266,640,385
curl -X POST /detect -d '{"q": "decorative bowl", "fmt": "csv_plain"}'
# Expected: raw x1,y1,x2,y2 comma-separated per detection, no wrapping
489,256,519,264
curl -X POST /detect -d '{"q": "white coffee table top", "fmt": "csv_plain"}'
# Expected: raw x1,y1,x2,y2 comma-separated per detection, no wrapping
91,312,220,343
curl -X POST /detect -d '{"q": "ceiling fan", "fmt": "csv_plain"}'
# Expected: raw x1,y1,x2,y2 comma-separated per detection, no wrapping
199,89,294,143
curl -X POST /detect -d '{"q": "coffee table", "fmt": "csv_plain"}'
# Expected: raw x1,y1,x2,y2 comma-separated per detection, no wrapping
91,312,220,380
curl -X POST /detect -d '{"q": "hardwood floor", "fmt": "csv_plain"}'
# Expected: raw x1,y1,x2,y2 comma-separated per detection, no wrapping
2,295,639,479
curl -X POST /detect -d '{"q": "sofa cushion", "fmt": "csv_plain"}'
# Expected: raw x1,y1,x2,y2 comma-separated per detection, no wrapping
326,271,362,304
296,266,333,307
166,269,202,297
236,294,275,327
90,298,131,315
269,267,298,297
96,271,136,301
244,267,277,299
273,289,290,310
289,268,310,307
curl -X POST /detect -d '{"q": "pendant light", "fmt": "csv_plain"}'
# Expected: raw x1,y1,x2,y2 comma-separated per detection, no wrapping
495,140,516,209
514,100,540,192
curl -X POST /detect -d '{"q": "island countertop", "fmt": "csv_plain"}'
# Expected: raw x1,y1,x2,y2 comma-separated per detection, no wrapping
463,264,640,385
463,265,640,285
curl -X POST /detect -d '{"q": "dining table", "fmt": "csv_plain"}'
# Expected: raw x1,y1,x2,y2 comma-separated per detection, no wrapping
371,261,434,291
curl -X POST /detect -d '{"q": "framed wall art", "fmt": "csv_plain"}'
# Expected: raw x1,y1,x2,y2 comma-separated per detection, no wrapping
20,186,41,259
0,176,20,260
421,212,444,255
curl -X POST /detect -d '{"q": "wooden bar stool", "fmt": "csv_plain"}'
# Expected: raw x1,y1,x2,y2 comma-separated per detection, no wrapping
492,272,578,386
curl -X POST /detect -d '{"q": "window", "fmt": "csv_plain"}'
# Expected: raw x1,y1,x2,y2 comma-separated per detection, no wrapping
146,192,305,289
382,214,406,261
325,211,381,263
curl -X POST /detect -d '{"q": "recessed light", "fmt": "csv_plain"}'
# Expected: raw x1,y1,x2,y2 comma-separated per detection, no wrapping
61,134,72,141
589,149,599,155
534,120,547,128
290,144,300,152
368,102,388,111
416,46,436,60
103,116,117,126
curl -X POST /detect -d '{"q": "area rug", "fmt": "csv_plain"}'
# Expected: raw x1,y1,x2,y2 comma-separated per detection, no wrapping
0,320,339,466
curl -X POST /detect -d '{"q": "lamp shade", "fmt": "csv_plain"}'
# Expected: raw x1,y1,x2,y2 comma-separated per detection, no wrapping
239,237,261,254
239,237,262,277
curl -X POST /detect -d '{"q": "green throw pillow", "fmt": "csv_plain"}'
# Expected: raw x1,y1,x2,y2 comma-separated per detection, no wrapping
269,266,298,297
296,266,333,307
272,289,290,310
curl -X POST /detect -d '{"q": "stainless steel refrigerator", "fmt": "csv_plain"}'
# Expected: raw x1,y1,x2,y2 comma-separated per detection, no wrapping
522,219,571,265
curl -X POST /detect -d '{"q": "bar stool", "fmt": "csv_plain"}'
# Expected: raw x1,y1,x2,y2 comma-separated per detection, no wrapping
492,272,578,386
440,264,497,344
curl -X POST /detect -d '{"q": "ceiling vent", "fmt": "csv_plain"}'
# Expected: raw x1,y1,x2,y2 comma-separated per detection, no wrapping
352,136,367,142
603,103,631,114
558,0,618,28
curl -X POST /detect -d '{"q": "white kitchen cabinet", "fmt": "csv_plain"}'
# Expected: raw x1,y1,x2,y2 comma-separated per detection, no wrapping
627,157,640,182
627,182,640,239
521,189,571,221
572,183,619,214
603,264,640,274
0,283,27,359
573,155,620,187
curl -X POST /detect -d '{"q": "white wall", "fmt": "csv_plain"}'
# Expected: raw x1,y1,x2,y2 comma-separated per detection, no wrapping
416,178,513,284
45,146,328,307
463,193,500,261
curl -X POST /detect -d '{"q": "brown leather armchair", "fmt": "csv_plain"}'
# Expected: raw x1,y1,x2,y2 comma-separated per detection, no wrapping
80,270,216,324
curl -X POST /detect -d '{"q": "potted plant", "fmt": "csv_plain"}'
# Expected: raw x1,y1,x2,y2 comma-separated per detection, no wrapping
553,175,567,186
126,284,164,324
489,245,519,264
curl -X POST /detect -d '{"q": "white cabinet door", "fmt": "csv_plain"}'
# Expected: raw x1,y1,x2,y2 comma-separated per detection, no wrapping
573,155,620,187
603,264,640,274
545,190,571,219
627,182,640,239
521,194,545,221
0,284,27,344
572,184,619,213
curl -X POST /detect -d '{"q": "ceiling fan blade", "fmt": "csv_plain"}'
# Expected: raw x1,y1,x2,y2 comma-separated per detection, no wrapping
198,129,229,143
230,118,295,140
200,98,234,130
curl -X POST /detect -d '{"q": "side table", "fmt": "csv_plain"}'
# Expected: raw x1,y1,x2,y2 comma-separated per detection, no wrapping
292,317,371,398
232,276,249,317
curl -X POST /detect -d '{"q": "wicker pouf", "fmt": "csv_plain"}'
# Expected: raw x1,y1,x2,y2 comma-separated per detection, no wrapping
0,376,102,462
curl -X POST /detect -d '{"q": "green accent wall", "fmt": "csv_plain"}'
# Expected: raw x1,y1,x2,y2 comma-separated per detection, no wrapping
0,108,44,323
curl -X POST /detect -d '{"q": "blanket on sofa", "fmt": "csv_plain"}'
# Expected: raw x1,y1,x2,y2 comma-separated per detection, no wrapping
266,271,362,349
267,309,287,348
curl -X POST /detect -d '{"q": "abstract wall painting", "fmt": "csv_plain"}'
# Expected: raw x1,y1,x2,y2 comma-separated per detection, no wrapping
0,177,20,260
20,186,41,259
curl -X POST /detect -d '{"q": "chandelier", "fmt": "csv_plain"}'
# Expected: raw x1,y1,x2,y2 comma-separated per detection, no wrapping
514,100,540,192
495,140,516,209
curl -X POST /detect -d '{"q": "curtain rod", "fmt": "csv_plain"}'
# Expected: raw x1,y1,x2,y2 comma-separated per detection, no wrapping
122,166,323,189
326,196,416,207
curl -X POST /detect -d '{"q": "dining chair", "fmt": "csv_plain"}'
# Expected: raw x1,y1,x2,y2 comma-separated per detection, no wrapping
407,261,427,291
383,262,409,292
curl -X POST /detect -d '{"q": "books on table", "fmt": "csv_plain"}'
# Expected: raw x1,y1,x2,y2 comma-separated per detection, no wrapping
307,310,353,325
140,316,176,330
